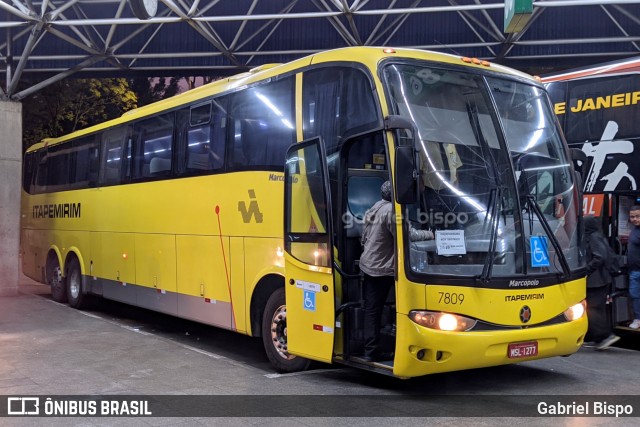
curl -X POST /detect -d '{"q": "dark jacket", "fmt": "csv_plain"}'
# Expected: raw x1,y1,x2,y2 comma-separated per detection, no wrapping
584,216,611,288
627,226,640,271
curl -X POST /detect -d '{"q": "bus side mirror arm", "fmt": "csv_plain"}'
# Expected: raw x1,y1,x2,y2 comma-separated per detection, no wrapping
385,115,416,143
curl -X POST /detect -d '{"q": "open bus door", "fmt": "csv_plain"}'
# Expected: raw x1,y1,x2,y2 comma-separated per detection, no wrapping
283,137,336,362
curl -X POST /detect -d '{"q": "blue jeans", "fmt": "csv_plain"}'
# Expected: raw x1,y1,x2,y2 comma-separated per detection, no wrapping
628,270,640,319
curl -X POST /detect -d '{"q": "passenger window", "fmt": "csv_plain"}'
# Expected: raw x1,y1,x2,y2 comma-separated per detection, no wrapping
184,99,226,174
190,102,212,126
228,78,295,170
69,136,99,189
132,113,174,179
33,151,48,194
99,126,129,185
22,151,37,194
45,145,70,191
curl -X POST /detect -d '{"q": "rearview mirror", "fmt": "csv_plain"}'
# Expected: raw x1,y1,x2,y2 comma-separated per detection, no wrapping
395,145,417,204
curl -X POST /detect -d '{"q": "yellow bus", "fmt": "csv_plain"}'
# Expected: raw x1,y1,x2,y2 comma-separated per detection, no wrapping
21,47,588,378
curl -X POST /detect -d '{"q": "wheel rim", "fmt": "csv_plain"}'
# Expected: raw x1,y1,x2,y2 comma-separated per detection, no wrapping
69,268,81,299
269,304,294,360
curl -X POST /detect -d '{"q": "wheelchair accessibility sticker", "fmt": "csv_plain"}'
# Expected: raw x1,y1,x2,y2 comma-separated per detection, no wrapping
303,290,316,312
530,236,550,267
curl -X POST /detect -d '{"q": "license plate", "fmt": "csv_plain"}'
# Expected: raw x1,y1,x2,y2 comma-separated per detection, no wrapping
507,341,538,359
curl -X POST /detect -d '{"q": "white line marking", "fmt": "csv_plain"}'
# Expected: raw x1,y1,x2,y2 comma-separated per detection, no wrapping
265,368,348,378
73,307,228,360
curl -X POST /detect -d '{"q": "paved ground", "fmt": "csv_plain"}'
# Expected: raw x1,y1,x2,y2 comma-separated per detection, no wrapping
1,276,639,426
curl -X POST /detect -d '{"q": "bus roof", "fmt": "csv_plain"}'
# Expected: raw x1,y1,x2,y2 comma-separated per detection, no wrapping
540,55,640,83
27,46,533,153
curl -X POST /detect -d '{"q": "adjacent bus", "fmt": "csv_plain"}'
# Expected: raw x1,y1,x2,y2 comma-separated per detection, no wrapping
543,57,640,332
21,47,587,378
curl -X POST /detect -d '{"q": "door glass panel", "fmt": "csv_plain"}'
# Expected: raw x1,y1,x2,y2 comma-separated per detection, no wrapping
285,140,331,267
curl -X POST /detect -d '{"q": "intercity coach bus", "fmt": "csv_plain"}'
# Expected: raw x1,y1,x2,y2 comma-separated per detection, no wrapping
543,57,640,333
21,47,587,378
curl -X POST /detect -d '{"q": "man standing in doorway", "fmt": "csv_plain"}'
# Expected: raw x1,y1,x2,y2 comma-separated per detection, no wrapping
359,181,433,362
626,205,640,329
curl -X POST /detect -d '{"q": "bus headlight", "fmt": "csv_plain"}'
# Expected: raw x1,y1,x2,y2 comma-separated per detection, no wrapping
409,310,477,331
563,300,586,321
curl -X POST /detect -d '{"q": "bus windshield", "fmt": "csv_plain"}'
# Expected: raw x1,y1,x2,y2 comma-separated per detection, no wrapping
384,64,582,280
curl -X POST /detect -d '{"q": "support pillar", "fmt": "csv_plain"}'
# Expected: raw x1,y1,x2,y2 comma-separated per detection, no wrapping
0,100,22,296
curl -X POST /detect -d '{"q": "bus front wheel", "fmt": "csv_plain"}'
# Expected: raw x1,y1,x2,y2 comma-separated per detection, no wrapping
47,254,66,303
261,288,310,373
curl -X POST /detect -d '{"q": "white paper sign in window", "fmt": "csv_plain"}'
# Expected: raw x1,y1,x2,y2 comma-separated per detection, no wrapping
436,230,466,255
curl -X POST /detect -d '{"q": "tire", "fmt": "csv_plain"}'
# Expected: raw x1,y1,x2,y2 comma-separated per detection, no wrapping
261,288,310,373
47,254,66,303
66,257,91,309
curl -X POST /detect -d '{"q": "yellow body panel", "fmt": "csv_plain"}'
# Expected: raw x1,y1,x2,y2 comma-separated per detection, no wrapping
284,254,335,362
134,234,176,292
90,232,136,284
176,235,230,301
229,237,247,333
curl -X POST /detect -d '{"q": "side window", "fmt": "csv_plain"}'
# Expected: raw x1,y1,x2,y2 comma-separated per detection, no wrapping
99,126,129,185
176,98,227,175
303,67,380,155
133,113,174,179
22,151,37,194
228,78,295,170
46,145,70,191
33,151,48,194
69,136,99,189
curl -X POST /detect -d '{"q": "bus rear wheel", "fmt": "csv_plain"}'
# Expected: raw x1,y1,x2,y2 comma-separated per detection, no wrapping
66,257,91,309
47,254,66,303
261,288,310,373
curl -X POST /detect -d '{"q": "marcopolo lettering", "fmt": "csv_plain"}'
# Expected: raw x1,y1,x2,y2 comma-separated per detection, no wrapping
32,203,81,219
509,279,539,287
505,293,544,302
269,173,298,183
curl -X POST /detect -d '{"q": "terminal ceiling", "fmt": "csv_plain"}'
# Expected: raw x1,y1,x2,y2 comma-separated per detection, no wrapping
2,0,640,100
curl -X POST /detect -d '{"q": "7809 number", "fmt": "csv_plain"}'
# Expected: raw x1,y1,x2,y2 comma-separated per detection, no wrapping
438,292,464,305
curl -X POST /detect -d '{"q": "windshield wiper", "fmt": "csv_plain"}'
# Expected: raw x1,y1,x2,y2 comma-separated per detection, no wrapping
464,93,504,285
479,186,502,284
525,195,571,279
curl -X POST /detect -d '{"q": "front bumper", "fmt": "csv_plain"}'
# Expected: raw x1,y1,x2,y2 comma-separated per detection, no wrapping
392,313,588,378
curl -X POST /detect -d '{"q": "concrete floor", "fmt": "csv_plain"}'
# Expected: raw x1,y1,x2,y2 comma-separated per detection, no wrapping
1,276,639,426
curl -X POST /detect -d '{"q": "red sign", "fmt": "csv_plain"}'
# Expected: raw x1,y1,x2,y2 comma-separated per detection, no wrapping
583,194,605,216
